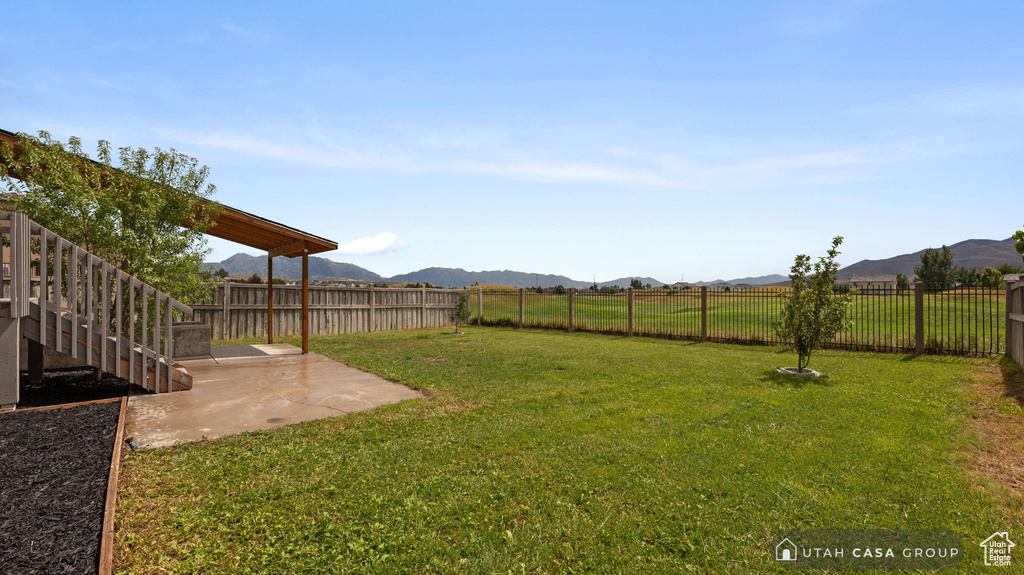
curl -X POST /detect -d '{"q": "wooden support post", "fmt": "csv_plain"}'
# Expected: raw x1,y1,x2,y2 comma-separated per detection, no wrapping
368,285,375,332
165,296,173,392
0,318,20,409
267,254,274,344
222,278,231,340
627,287,634,336
700,286,708,342
421,286,427,328
38,230,48,348
53,238,63,355
519,288,525,328
915,283,925,355
477,287,483,325
302,247,309,354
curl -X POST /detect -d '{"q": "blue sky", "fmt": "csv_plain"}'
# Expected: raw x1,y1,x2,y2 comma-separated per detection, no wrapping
3,1,1022,283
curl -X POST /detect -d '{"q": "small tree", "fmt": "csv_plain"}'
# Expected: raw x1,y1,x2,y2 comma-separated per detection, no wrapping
246,273,263,284
449,292,471,333
979,267,1004,288
895,272,909,292
772,236,855,373
914,246,957,290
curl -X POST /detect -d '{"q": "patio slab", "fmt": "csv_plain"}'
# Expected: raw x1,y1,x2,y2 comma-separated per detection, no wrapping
125,344,421,449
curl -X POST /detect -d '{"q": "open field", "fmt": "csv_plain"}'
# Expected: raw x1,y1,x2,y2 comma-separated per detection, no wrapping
472,287,1005,355
115,328,1023,573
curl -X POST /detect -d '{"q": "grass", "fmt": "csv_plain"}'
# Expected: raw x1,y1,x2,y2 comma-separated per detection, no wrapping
116,328,1023,574
472,288,1005,354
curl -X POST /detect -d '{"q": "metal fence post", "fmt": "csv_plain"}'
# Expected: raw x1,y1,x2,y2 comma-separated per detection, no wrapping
477,287,483,325
568,288,575,332
627,287,634,336
700,286,709,342
915,283,925,355
519,288,525,328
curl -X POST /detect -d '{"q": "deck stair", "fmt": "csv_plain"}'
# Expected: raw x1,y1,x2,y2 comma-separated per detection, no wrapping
2,211,194,407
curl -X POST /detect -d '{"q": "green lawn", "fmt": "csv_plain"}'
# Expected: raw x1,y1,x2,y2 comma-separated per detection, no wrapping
116,328,1023,574
472,289,1005,354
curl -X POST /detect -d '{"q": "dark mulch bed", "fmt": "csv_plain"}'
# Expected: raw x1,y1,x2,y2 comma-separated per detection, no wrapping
18,367,143,408
1,390,123,574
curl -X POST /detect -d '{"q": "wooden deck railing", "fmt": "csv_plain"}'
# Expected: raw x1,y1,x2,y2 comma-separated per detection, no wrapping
1,211,193,391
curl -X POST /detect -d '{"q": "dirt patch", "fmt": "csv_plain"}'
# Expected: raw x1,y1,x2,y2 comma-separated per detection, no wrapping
967,361,1024,497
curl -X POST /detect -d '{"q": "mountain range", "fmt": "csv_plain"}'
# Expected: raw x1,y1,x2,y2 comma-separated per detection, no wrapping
204,237,1023,288
835,238,1020,278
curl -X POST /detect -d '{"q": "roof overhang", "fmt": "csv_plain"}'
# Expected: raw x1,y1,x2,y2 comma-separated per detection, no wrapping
1,128,337,258
203,202,337,257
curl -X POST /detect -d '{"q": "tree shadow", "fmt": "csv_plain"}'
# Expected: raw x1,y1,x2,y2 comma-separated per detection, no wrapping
760,368,833,388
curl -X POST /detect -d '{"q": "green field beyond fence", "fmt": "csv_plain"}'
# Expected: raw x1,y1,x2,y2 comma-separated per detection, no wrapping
470,286,1005,356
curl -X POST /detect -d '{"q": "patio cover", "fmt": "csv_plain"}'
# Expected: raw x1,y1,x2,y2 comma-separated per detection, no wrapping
0,128,337,353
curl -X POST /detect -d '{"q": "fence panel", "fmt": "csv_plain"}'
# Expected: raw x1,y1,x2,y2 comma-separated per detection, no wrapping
192,282,462,339
473,285,1006,357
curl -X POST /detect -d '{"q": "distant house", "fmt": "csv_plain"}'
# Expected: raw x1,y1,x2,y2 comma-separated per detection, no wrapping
671,282,694,290
707,283,735,292
848,274,896,292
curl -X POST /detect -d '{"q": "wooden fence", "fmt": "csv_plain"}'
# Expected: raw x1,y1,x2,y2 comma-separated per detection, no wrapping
192,280,466,340
1008,278,1024,367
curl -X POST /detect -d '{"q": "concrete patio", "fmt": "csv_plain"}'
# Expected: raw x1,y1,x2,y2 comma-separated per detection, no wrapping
125,344,421,449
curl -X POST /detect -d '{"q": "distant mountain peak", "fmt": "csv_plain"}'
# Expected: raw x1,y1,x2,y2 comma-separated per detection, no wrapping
837,237,1019,278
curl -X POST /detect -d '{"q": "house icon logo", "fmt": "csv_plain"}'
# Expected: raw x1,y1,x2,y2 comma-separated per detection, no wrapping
776,538,798,562
980,532,1015,567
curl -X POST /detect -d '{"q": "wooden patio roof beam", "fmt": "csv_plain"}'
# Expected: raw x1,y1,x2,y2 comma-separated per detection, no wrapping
268,239,309,259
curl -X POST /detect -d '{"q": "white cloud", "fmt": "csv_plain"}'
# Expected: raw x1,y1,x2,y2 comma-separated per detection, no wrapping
781,0,882,35
333,233,405,255
171,127,916,192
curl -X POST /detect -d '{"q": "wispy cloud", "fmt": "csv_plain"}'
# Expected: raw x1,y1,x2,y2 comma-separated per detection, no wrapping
176,128,906,191
221,21,273,42
781,0,882,35
334,233,405,255
182,131,416,171
452,160,673,187
910,86,1024,116
844,85,1024,123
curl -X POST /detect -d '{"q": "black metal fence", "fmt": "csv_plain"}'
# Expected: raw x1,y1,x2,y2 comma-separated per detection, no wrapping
468,285,1006,356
